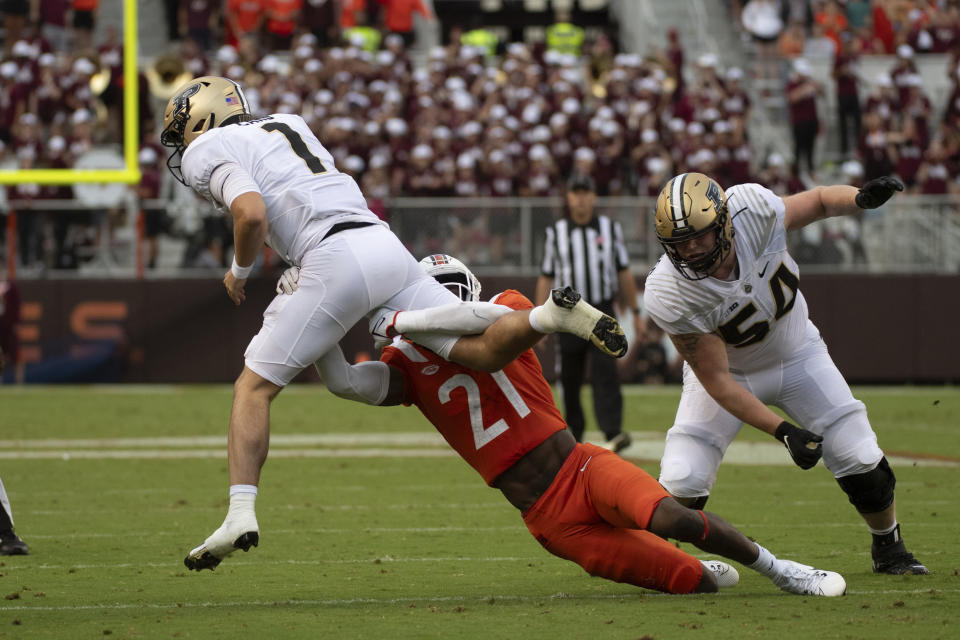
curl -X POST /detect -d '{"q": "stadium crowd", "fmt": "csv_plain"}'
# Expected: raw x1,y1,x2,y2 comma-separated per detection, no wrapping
737,0,960,187
0,0,959,273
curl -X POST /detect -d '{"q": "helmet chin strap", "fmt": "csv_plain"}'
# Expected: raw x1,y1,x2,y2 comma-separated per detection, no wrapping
666,227,730,280
165,147,186,185
693,231,735,279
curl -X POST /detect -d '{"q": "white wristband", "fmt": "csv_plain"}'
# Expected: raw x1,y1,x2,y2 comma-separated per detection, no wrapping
231,256,254,279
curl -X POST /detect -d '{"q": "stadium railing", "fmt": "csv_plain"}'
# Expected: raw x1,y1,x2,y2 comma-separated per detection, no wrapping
3,195,958,278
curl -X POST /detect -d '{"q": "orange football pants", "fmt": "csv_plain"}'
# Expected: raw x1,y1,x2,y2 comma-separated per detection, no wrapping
521,443,704,594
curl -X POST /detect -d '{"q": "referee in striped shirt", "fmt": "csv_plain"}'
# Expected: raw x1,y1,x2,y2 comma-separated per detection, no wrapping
535,173,641,453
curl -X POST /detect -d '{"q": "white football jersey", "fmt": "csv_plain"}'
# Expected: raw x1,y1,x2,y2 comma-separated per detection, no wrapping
181,113,383,265
644,183,820,371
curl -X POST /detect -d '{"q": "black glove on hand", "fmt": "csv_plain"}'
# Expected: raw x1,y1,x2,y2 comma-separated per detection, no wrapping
774,421,823,470
855,176,904,209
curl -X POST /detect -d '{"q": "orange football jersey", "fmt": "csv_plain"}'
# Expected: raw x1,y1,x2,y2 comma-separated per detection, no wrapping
380,290,567,485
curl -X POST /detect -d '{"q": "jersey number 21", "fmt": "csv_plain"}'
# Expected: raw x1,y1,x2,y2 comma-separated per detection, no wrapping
439,372,530,450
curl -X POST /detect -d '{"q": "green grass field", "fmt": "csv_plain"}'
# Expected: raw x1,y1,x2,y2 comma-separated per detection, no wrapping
0,385,957,639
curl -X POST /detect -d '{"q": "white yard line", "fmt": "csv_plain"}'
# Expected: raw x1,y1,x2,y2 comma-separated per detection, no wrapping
0,432,955,467
2,588,957,612
1,542,949,571
1,556,546,571
15,520,953,541
24,502,505,516
23,526,521,540
0,448,459,460
0,433,451,448
2,383,951,395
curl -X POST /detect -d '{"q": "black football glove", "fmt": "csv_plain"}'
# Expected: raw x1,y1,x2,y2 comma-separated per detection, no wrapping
774,421,823,470
855,176,904,209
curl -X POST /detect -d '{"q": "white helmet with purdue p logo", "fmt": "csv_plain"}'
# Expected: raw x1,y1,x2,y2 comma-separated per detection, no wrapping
654,172,734,280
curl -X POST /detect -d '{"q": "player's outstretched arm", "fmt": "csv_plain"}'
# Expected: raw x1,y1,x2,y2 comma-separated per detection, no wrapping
669,331,822,469
783,176,903,231
414,285,630,370
437,310,543,372
669,332,782,433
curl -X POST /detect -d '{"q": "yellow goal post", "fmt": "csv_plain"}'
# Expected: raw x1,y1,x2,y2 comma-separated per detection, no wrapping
0,0,140,186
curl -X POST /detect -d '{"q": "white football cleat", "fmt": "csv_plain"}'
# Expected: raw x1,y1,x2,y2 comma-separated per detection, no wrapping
184,509,259,571
773,560,846,596
701,560,740,588
539,287,627,358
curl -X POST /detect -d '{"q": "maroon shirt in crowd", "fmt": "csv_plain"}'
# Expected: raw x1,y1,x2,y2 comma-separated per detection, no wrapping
834,52,859,99
786,78,819,125
859,129,894,180
896,136,923,187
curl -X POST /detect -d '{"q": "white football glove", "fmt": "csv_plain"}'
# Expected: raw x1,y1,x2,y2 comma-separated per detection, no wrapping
184,494,260,571
276,266,300,295
368,308,400,350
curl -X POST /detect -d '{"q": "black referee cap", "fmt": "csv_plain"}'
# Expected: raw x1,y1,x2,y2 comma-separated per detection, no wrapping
566,172,596,192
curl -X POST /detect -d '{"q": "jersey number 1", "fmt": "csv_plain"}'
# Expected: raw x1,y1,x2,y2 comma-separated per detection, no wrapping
261,122,327,174
438,372,531,450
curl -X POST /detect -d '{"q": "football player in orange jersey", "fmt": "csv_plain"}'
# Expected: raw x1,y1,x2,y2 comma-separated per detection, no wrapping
305,255,847,596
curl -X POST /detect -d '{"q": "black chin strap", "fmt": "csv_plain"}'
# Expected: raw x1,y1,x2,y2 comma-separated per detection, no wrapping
166,146,186,185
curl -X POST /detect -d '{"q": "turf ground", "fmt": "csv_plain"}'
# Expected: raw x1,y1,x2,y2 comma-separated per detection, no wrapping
0,385,957,639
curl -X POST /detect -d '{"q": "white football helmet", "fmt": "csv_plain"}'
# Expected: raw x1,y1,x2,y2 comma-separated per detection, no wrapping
160,76,252,184
419,254,481,302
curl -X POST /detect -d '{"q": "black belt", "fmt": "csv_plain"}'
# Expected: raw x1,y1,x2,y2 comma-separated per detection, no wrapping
322,220,376,242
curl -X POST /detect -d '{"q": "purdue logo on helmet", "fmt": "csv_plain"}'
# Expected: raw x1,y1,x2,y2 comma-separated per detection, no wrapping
160,76,252,184
654,172,734,280
419,254,482,302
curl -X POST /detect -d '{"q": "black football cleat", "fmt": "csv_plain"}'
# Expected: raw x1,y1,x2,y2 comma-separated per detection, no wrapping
872,543,929,575
184,531,259,572
872,526,929,575
600,432,633,454
184,551,222,572
0,535,29,556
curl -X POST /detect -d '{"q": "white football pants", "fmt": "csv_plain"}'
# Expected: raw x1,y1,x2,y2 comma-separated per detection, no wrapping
659,336,884,499
244,225,459,386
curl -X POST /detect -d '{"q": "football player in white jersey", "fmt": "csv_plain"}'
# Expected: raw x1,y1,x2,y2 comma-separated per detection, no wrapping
160,77,627,572
643,172,928,576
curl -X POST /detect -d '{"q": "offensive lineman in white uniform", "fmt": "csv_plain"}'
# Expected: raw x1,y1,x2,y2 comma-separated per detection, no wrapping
643,172,928,575
160,77,627,571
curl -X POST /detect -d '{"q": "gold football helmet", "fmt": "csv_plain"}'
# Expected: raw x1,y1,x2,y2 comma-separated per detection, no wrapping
654,172,734,280
160,76,252,183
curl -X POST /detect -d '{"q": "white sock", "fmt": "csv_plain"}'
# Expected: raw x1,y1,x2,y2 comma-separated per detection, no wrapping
528,305,552,334
226,490,257,523
229,484,258,497
748,543,780,578
867,521,898,536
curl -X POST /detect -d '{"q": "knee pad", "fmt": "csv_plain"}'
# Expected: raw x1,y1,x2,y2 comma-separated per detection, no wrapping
835,457,896,514
659,458,702,498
